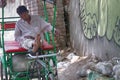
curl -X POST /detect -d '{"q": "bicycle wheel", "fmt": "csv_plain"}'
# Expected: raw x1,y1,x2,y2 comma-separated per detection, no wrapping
28,60,43,80
28,61,39,78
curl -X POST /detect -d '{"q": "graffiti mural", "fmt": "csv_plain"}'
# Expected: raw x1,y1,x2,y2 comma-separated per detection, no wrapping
80,0,98,39
114,17,120,45
80,0,120,46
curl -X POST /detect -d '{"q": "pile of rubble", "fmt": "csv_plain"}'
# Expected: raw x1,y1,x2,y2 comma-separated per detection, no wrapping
57,51,120,80
77,56,120,80
57,52,80,72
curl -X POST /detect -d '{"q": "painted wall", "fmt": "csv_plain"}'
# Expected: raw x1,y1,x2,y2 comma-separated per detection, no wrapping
69,0,120,60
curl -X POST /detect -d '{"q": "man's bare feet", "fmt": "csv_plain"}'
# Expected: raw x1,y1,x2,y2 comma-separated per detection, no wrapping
32,34,41,53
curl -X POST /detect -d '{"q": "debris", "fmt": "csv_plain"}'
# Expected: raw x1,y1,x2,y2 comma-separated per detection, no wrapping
94,62,113,76
113,64,120,80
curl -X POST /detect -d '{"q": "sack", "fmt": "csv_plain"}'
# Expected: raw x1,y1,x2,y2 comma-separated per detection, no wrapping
12,54,33,72
0,0,7,8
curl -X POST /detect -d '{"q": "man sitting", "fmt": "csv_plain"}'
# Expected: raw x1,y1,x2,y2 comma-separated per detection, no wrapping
15,5,58,54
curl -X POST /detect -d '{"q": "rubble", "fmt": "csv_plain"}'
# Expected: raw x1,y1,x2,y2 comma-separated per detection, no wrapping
57,51,120,80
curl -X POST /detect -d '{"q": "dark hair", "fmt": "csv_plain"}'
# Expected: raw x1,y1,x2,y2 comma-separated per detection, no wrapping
16,5,28,15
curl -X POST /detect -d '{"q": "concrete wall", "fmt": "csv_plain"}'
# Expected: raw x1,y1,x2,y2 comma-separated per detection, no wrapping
69,0,120,60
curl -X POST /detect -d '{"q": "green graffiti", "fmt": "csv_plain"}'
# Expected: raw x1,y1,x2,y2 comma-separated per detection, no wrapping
107,0,120,40
83,14,97,39
80,0,120,46
80,0,98,39
114,17,120,45
98,0,107,37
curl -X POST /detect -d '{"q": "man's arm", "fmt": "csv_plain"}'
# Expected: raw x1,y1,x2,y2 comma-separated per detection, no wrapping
38,16,60,35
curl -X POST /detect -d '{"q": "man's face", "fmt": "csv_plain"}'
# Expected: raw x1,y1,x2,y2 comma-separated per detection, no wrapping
19,11,29,21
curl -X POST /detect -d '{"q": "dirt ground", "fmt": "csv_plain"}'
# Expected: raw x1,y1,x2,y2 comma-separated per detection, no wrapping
58,60,87,80
57,48,116,80
57,48,89,80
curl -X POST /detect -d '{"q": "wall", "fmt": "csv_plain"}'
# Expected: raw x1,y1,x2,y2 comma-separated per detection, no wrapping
69,0,120,60
0,0,23,21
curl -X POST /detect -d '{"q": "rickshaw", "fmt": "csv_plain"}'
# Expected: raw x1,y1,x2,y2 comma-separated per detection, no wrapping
0,0,58,80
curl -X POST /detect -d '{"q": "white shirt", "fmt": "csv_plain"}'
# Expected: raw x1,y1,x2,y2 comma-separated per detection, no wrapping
15,15,52,42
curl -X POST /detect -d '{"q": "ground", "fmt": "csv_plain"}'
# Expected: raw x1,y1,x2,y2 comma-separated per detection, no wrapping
58,60,86,80
57,48,88,80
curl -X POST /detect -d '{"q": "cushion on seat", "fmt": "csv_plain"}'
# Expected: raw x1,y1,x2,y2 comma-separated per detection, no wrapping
41,40,54,50
0,23,16,30
4,41,54,53
42,44,54,50
4,23,16,29
4,41,27,53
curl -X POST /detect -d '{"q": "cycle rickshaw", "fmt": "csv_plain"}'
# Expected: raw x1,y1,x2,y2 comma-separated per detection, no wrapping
0,0,58,80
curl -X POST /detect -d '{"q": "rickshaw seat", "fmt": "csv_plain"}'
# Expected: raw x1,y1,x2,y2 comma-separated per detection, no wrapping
4,23,16,29
4,41,27,53
4,41,54,53
1,23,54,53
0,23,16,29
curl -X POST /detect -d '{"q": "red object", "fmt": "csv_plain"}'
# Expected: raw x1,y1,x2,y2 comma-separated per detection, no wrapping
0,23,16,30
4,23,16,29
4,41,54,53
4,41,27,53
42,44,54,50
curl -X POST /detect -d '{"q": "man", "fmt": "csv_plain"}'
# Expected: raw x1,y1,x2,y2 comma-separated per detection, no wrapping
15,5,57,53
